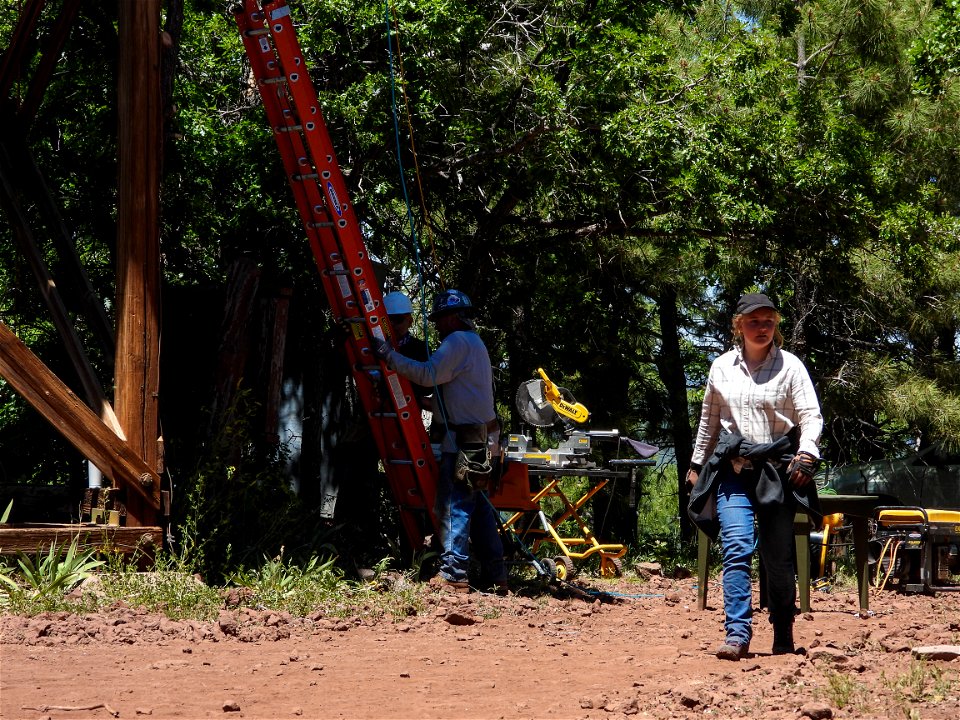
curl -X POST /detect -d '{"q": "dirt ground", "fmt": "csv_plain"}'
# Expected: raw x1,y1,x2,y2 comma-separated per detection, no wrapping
2,571,960,720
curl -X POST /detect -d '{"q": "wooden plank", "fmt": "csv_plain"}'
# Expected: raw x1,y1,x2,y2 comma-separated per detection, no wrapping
209,258,260,436
0,524,161,556
0,320,161,511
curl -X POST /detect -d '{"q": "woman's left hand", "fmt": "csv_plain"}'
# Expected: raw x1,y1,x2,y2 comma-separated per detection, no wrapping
787,452,817,487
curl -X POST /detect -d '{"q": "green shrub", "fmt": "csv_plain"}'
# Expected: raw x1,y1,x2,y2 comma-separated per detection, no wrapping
0,535,104,610
95,562,224,621
631,465,699,573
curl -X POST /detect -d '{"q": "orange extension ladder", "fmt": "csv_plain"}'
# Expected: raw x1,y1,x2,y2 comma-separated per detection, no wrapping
233,0,438,550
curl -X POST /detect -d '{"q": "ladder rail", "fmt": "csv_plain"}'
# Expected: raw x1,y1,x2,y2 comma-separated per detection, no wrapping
234,0,439,550
236,8,341,304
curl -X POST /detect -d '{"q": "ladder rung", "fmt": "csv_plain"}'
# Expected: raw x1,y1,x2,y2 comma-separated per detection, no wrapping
293,173,319,181
244,28,270,37
277,125,302,133
387,459,414,466
261,76,286,85
370,412,399,419
324,268,350,276
308,221,334,228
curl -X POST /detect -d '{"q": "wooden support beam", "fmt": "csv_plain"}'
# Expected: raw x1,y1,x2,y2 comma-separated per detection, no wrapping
0,320,160,512
19,0,83,127
0,0,46,101
209,258,260,437
116,0,163,527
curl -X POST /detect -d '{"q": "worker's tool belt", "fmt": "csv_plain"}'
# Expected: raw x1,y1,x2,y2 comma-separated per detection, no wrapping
429,418,498,444
449,422,494,488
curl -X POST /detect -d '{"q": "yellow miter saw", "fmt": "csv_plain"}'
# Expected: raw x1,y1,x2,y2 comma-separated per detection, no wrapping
505,368,618,468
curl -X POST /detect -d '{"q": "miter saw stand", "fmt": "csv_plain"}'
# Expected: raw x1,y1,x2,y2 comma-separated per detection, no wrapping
488,369,657,580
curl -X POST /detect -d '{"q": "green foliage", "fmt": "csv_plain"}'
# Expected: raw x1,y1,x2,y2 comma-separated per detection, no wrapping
881,660,960,712
171,390,330,582
222,549,424,620
92,553,224,621
631,465,698,572
231,548,343,607
0,555,18,599
0,536,104,607
820,668,869,710
0,543,426,622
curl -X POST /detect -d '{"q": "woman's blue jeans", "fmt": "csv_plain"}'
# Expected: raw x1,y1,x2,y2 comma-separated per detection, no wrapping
716,467,797,646
435,452,506,585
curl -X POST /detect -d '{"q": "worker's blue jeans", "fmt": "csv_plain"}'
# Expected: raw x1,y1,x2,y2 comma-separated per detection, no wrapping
436,452,507,586
716,468,797,647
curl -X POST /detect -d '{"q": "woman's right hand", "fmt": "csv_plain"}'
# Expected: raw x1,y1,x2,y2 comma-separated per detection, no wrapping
686,469,699,486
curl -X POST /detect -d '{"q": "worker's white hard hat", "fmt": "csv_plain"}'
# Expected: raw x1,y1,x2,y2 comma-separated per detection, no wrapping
383,291,414,316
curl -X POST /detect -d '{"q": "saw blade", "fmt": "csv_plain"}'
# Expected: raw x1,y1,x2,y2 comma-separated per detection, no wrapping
515,379,558,427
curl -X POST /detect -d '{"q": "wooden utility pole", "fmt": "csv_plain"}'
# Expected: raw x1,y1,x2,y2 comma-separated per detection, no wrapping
115,0,163,527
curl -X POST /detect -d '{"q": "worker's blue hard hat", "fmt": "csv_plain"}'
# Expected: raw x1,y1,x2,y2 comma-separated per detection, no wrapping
428,289,474,321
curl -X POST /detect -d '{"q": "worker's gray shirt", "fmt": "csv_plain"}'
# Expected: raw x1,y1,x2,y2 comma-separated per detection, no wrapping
386,330,495,452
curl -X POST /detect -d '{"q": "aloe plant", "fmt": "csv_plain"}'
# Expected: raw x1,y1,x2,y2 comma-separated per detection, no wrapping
5,535,104,600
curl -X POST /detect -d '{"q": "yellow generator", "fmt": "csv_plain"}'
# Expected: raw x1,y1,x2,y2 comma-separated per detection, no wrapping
871,506,960,593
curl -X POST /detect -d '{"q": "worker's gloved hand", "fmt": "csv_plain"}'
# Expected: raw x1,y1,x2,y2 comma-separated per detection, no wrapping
787,451,818,487
371,336,393,360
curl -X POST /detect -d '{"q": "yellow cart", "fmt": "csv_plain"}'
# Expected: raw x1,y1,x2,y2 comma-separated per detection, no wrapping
491,462,647,579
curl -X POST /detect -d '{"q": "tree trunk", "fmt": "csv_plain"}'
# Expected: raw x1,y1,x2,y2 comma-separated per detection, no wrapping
208,257,261,439
655,284,694,542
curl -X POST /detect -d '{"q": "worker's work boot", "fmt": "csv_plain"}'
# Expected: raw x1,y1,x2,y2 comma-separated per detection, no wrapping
716,639,749,661
772,623,795,655
427,575,470,594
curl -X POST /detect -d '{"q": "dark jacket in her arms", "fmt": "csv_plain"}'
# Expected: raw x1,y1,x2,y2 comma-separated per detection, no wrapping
688,429,821,540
